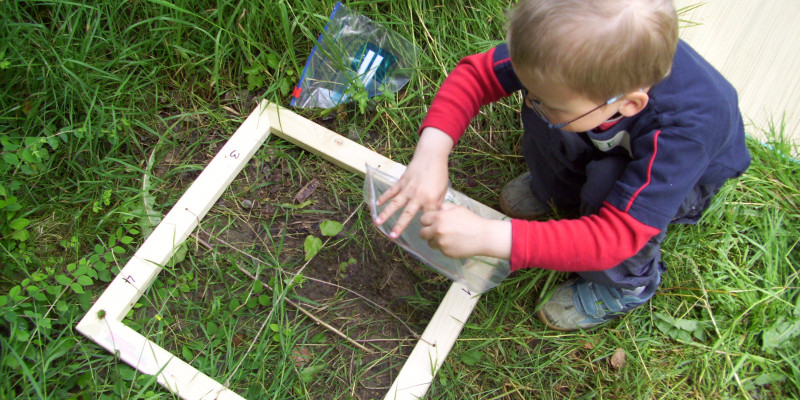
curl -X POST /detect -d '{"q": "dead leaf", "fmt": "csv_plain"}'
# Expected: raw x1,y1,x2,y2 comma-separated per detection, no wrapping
291,346,312,367
294,179,319,203
232,333,247,346
610,347,626,370
581,340,595,350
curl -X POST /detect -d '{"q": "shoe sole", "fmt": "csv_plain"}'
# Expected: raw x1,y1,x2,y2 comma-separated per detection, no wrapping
499,194,550,220
536,306,613,332
536,308,574,331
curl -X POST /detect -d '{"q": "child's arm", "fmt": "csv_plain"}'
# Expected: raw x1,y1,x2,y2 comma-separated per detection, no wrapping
374,45,519,237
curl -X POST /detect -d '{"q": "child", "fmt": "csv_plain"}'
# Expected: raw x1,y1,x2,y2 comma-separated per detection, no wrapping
374,0,750,331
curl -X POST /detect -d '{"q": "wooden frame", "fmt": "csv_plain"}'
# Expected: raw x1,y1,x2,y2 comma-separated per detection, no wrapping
77,101,505,399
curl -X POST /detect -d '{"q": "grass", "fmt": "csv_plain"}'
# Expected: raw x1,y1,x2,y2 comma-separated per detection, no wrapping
1,1,798,399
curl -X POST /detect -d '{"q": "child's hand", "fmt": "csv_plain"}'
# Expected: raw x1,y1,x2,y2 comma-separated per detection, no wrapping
419,203,512,260
374,128,453,238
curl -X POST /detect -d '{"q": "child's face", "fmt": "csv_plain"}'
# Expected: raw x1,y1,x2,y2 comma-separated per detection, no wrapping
516,68,622,132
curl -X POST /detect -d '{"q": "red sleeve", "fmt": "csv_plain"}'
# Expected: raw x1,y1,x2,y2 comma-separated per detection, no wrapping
509,202,660,272
419,48,511,144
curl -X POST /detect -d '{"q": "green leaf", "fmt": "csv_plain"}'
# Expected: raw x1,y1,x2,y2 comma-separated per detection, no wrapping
653,313,699,344
9,285,21,298
269,323,280,332
98,269,111,282
762,317,800,354
246,74,266,91
55,274,72,286
11,229,29,241
461,349,484,366
20,148,39,164
298,365,325,383
311,333,326,343
76,275,93,286
9,217,30,231
70,283,85,294
182,346,193,360
279,77,291,96
319,220,344,237
2,195,21,212
265,53,279,70
206,321,218,335
46,136,60,150
37,317,52,330
171,243,188,264
15,329,30,342
118,365,136,381
24,137,40,147
2,152,19,166
303,235,322,261
754,372,787,386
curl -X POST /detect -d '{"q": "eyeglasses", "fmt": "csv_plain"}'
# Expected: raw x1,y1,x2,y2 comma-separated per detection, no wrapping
526,94,621,129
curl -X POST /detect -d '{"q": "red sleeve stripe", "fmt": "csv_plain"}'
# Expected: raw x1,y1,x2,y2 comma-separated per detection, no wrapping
493,57,511,67
625,130,661,212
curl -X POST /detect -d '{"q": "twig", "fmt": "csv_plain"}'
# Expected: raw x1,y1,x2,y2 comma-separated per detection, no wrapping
625,320,651,380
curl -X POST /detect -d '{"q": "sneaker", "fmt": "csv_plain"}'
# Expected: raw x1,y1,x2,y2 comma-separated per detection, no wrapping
537,278,651,331
499,172,551,219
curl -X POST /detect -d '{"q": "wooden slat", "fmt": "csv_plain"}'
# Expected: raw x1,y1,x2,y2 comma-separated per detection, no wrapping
264,103,407,178
384,282,479,399
76,101,272,400
92,320,244,400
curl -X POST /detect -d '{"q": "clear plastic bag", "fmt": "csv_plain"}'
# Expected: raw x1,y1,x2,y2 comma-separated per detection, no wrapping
364,165,511,294
290,2,419,109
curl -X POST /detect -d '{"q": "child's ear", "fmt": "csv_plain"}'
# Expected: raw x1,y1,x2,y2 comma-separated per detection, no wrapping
618,90,649,117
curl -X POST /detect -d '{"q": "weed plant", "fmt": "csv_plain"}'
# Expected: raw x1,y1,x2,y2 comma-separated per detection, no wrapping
1,1,798,399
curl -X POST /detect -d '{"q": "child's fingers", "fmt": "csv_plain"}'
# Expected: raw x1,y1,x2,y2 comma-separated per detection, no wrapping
376,182,402,206
375,194,407,225
388,201,421,239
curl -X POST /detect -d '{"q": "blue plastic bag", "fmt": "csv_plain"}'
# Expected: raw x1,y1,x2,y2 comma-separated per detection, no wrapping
291,2,419,108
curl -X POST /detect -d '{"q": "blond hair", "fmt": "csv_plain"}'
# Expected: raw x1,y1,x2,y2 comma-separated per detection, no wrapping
507,0,678,102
